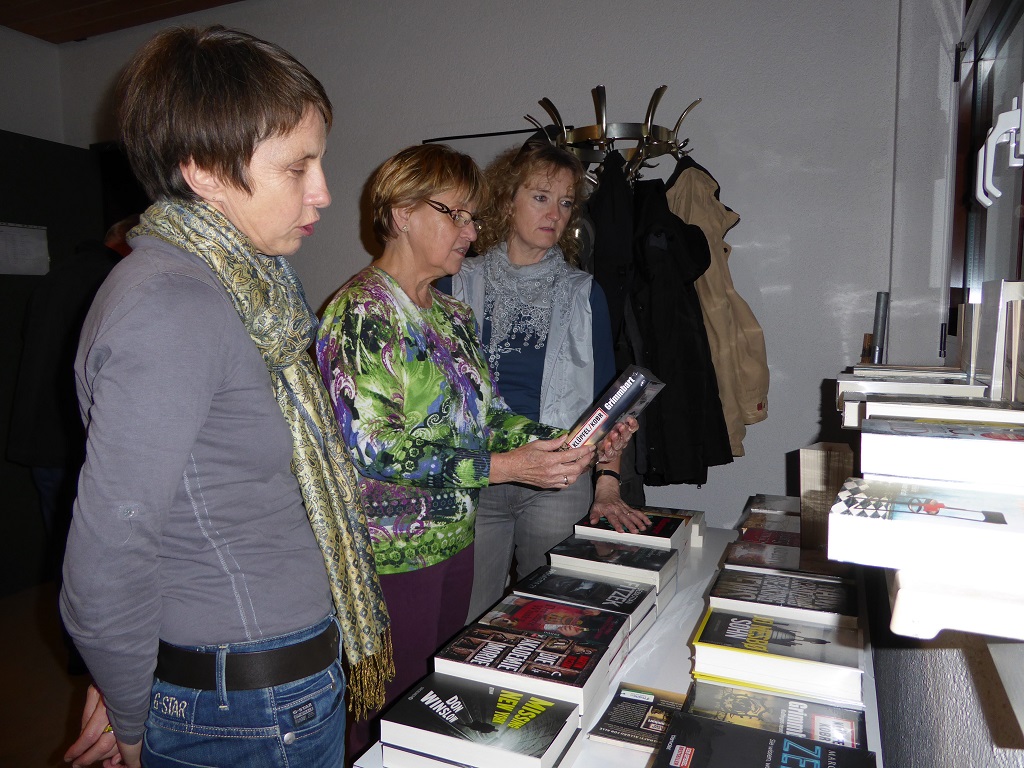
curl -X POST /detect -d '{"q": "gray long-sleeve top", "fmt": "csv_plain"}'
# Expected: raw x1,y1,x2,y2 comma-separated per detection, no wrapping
59,237,332,742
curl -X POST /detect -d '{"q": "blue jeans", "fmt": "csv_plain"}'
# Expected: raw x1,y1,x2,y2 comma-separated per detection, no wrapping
142,615,345,768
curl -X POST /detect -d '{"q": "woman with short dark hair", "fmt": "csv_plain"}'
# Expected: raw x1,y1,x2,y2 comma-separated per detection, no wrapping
61,26,390,768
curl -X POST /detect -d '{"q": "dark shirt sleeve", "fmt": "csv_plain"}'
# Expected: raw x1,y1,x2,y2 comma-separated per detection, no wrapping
591,281,616,396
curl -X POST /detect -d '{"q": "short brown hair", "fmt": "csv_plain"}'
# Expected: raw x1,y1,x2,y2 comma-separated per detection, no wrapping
118,25,332,202
369,144,486,244
476,141,587,264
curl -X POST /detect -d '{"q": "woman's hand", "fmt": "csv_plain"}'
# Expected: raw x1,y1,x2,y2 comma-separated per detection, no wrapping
65,684,124,768
489,436,595,488
595,417,638,465
590,474,651,533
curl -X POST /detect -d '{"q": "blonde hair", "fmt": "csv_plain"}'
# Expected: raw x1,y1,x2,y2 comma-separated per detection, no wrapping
476,141,586,265
369,144,486,244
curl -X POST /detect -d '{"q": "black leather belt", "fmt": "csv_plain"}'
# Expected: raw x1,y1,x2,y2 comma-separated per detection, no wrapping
155,622,339,691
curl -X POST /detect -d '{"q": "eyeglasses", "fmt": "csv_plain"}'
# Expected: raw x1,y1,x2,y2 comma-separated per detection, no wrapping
426,200,481,230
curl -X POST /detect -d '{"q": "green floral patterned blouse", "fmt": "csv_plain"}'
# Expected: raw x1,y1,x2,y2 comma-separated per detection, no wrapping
317,266,560,574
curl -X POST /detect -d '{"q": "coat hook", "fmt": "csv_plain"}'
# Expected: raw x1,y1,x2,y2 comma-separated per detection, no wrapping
672,98,702,139
643,85,668,135
538,98,568,143
592,85,608,147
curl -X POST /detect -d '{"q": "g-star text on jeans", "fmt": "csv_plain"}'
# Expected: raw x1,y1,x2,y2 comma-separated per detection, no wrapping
153,692,188,718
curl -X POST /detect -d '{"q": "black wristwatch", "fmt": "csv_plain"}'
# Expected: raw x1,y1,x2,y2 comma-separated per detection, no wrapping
594,469,621,483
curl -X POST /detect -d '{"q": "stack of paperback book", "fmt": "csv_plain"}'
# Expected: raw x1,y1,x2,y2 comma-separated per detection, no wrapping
828,395,1024,640
380,672,585,768
513,566,658,651
828,472,1024,640
690,607,864,709
547,535,679,607
433,623,613,724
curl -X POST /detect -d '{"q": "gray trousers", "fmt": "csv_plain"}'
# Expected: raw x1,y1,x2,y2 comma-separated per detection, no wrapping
466,475,593,623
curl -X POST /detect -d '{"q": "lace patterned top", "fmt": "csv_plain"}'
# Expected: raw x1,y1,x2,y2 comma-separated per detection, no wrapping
316,266,560,574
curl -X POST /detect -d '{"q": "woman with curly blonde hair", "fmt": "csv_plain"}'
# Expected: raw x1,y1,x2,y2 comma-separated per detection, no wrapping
450,138,647,623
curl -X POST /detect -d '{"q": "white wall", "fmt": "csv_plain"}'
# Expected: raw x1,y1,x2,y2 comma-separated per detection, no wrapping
1,0,955,528
0,25,62,142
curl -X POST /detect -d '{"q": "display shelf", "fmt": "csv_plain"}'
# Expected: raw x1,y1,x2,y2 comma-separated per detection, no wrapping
987,639,1024,737
355,527,884,768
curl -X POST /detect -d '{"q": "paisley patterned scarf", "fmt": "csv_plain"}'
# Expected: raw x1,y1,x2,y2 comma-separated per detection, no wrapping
134,199,393,717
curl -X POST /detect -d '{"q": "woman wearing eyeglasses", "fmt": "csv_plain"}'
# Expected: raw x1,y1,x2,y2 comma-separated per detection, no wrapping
448,139,649,624
316,143,631,756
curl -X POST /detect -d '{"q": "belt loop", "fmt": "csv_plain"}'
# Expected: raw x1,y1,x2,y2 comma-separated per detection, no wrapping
216,645,229,709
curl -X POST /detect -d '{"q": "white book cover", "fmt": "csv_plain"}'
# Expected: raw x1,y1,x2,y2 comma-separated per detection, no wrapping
862,394,1024,426
827,475,1024,583
860,417,1024,488
835,372,987,408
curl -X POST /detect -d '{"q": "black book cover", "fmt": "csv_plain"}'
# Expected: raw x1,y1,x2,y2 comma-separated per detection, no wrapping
549,535,676,572
652,712,876,768
564,365,665,449
514,566,655,627
381,672,578,766
709,569,858,626
685,680,867,749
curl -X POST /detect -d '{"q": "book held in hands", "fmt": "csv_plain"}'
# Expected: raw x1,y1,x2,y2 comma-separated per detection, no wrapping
563,365,664,449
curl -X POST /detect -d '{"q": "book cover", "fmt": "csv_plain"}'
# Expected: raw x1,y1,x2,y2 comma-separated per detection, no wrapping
685,679,867,748
548,534,679,591
835,372,987,408
860,417,1024,488
477,594,628,653
587,681,690,752
739,528,802,548
827,475,1024,582
652,712,877,768
862,393,1024,426
382,729,587,768
709,568,858,628
380,672,579,768
513,566,656,632
642,505,706,546
433,624,609,715
740,511,801,534
723,540,801,571
564,365,665,449
743,493,802,516
692,608,863,707
574,508,694,552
